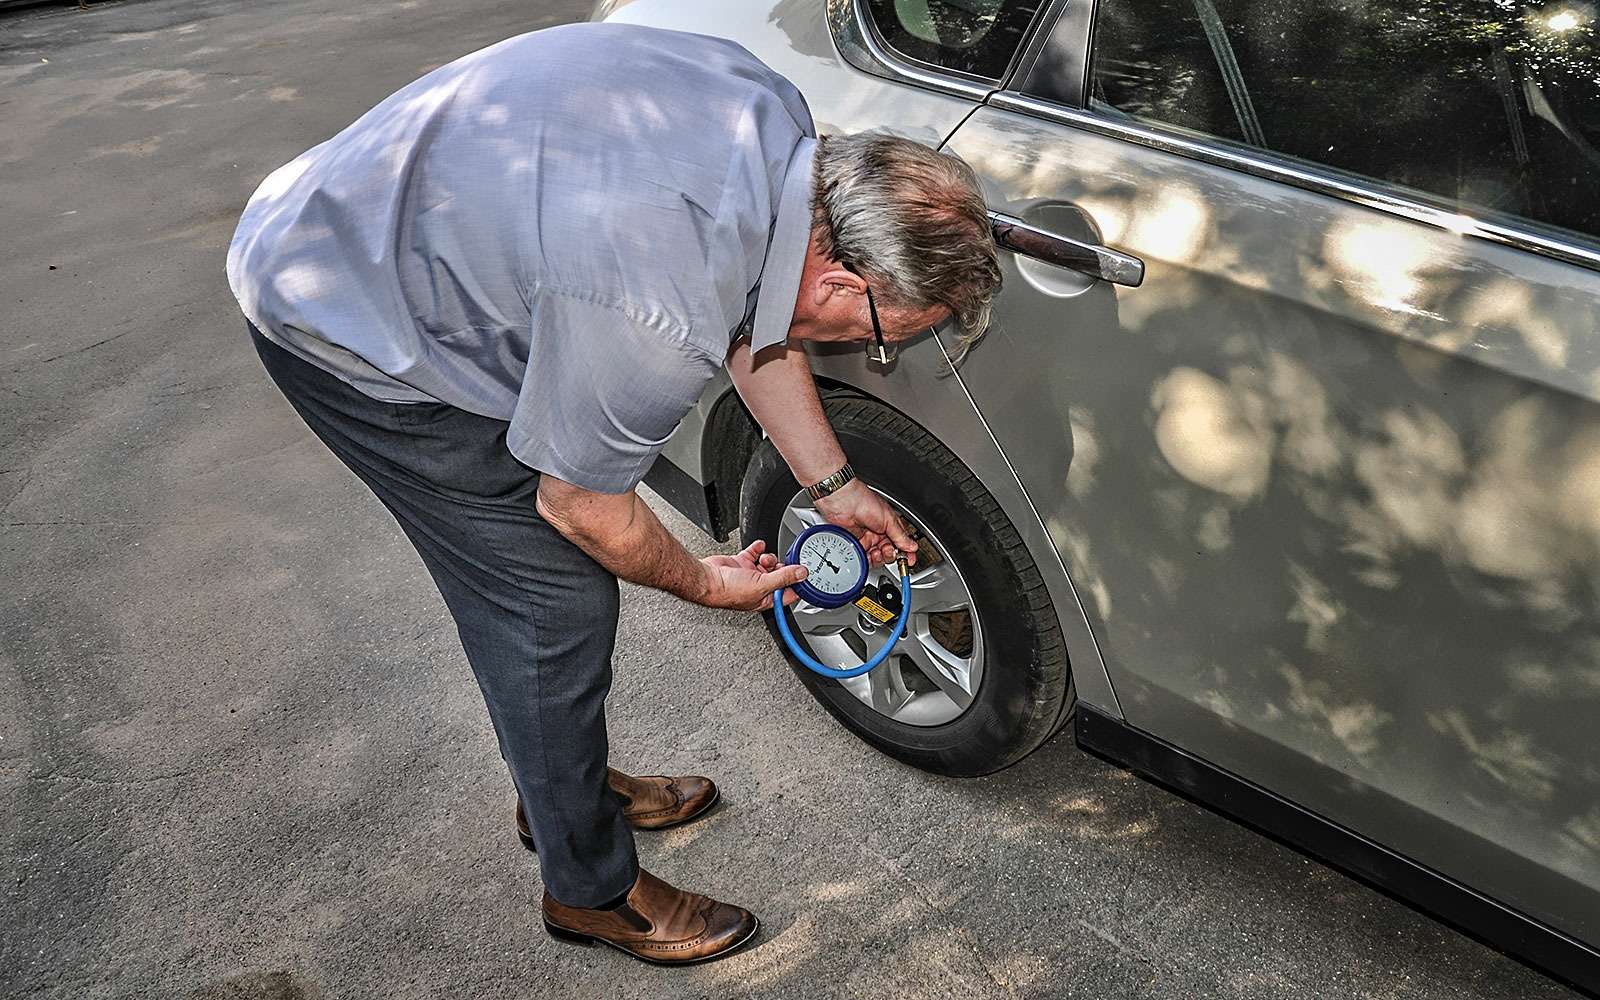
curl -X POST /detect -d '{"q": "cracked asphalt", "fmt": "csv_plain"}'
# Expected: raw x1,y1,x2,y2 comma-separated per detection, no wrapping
0,1,1586,998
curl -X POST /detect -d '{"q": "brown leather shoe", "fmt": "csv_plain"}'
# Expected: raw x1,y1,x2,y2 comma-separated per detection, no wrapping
542,868,758,965
516,767,719,851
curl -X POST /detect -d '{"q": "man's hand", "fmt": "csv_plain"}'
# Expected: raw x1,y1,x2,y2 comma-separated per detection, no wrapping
814,479,918,566
698,540,809,611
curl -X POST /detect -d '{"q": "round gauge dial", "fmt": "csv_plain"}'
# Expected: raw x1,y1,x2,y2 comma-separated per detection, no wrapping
785,524,869,609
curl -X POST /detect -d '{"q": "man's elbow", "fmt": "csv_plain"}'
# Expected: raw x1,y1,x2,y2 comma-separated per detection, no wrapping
536,478,634,550
534,484,588,541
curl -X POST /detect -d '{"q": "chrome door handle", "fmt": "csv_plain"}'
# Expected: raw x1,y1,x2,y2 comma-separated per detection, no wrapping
988,211,1145,287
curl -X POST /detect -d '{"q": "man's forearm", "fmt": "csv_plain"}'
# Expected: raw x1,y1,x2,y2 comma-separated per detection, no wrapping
536,487,709,603
725,338,846,486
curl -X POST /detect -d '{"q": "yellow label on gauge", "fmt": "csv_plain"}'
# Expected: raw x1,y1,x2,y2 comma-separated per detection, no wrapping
854,594,896,624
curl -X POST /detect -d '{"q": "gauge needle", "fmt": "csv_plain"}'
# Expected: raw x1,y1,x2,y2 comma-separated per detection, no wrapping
822,557,840,573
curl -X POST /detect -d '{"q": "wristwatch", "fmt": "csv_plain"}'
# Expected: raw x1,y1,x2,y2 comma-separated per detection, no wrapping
805,462,856,501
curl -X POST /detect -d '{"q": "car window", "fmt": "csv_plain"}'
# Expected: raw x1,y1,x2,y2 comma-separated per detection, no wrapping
1079,0,1600,245
864,0,1045,81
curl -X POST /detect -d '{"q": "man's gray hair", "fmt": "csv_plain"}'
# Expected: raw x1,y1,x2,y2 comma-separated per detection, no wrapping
811,131,1001,360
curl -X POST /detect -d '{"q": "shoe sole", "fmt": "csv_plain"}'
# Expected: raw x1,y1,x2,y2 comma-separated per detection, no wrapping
517,786,722,853
542,914,760,966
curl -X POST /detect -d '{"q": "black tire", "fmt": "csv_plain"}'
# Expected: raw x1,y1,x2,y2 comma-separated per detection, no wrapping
739,396,1073,777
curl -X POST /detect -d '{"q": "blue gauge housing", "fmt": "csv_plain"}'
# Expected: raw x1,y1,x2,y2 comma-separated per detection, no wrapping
785,523,870,609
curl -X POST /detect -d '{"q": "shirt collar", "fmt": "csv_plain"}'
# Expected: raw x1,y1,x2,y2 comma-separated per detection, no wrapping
749,136,817,353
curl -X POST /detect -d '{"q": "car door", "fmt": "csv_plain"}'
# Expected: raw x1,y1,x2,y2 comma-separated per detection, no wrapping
941,0,1600,946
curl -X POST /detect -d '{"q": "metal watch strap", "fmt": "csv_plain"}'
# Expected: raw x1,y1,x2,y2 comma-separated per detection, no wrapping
805,463,856,501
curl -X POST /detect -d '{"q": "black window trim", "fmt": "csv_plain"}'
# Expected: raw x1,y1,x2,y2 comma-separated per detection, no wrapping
997,0,1600,275
837,0,1062,103
1013,0,1091,105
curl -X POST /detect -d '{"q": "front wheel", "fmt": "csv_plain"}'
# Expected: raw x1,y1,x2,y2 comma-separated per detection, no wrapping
740,397,1073,777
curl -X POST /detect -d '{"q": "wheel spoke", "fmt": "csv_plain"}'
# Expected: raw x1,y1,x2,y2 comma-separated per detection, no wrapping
903,629,976,711
792,600,857,636
865,656,914,717
857,623,917,716
780,503,825,541
909,563,970,614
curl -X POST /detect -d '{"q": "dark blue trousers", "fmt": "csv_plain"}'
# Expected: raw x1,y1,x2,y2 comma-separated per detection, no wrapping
251,325,638,907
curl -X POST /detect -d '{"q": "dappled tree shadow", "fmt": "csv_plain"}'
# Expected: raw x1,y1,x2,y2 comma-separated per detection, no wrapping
946,91,1600,948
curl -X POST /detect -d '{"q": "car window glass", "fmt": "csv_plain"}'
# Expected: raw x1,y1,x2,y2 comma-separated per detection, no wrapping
1081,0,1600,244
864,0,1045,80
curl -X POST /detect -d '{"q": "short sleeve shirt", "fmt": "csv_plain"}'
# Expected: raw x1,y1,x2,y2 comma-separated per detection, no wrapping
227,22,816,493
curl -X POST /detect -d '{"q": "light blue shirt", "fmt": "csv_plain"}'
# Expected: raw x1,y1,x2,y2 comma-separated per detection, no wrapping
227,22,816,492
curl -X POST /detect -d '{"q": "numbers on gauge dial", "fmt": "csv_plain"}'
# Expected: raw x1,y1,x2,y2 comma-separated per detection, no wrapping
799,532,863,596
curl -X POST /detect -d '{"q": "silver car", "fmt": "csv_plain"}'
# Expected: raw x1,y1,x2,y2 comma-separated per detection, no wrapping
595,0,1600,990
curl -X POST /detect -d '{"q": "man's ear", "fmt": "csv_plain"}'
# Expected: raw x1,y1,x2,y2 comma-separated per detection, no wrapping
813,266,867,305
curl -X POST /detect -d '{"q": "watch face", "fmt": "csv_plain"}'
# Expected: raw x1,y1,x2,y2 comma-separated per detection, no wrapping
796,527,866,600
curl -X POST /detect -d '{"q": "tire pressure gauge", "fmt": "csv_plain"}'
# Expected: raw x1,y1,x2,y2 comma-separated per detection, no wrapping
785,524,870,608
776,522,912,680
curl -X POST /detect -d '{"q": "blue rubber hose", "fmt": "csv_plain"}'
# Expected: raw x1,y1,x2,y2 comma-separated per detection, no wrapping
773,566,911,679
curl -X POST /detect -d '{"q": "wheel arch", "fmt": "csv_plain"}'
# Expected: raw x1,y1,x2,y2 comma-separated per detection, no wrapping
691,375,884,542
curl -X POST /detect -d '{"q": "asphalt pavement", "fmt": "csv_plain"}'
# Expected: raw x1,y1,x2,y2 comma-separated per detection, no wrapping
0,1,1586,998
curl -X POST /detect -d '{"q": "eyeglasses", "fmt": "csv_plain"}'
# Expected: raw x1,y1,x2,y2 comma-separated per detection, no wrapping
863,284,897,366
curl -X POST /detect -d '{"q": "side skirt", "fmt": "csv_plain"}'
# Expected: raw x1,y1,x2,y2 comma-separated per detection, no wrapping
1074,705,1600,997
